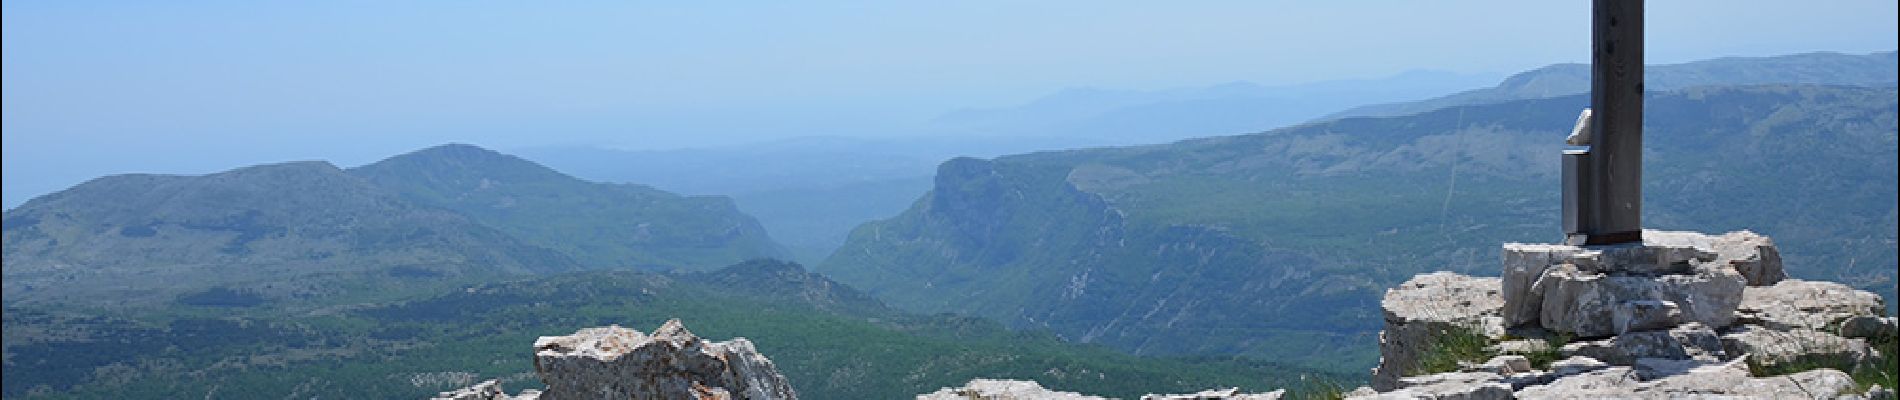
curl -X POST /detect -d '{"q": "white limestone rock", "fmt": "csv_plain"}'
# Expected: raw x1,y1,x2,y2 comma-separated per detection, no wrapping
1141,387,1285,400
1559,323,1726,366
1355,371,1512,400
532,319,797,400
1644,230,1786,286
1535,262,1744,337
1545,356,1610,377
1470,355,1534,375
1371,272,1504,391
1512,366,1640,399
1516,358,1858,399
917,379,1105,400
1736,279,1887,331
1720,325,1871,372
1501,229,1782,331
432,380,539,400
1500,243,1588,327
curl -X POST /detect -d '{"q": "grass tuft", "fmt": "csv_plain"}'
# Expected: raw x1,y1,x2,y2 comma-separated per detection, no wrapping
1414,324,1494,375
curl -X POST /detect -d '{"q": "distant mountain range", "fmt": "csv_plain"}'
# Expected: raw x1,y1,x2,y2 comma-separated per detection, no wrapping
1,144,784,307
930,70,1504,146
818,83,1899,370
517,51,1899,267
1329,51,1898,119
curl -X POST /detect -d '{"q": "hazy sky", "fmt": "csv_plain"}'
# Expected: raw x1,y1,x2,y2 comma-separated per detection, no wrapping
4,1,1896,208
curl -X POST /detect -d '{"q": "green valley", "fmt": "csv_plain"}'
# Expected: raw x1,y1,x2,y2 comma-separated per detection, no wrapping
819,84,1900,370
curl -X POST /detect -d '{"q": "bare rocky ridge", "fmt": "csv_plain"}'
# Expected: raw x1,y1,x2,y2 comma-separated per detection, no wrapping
434,319,797,400
434,231,1894,400
1364,229,1896,399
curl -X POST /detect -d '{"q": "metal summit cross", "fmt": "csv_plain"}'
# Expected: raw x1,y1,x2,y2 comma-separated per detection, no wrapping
1563,0,1643,246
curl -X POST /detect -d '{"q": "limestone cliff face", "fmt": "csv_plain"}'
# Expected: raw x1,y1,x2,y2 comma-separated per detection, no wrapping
1364,229,1897,399
433,319,797,400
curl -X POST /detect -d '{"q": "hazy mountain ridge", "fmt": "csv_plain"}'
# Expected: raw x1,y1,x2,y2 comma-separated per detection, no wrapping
819,83,1900,370
1331,51,1899,119
1,144,790,308
0,160,581,307
352,144,786,271
514,136,1093,264
933,70,1504,146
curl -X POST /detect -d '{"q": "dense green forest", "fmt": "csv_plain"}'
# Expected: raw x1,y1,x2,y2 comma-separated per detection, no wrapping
1,261,1336,399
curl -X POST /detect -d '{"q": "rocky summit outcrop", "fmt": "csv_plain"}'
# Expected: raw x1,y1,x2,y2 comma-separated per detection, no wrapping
433,319,797,400
1500,229,1772,338
917,379,1284,400
1370,272,1506,390
1367,229,1895,398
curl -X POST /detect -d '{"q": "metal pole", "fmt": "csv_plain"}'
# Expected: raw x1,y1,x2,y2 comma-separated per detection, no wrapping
1585,0,1643,245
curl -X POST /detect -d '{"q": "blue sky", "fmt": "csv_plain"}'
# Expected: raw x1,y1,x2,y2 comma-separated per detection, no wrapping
3,1,1896,207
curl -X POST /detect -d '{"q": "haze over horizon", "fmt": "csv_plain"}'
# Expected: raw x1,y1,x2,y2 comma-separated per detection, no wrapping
5,0,1897,208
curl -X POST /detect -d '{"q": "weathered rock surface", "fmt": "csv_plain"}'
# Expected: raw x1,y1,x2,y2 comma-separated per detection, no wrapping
1721,325,1871,371
1536,262,1745,337
1559,323,1726,366
1469,355,1534,375
917,379,1106,400
1501,229,1778,333
532,319,797,400
1371,272,1504,391
916,379,1286,400
433,380,540,400
1841,315,1899,341
1141,387,1285,400
1737,279,1888,331
1355,372,1512,400
1643,229,1786,286
1372,230,1886,399
1497,358,1858,399
433,319,797,400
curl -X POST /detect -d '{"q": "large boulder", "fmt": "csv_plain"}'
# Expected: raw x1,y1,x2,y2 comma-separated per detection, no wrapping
1736,279,1887,331
531,319,797,400
1371,272,1504,391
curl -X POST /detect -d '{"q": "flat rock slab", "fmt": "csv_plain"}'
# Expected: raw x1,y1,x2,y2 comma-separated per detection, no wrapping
1560,323,1726,366
1737,279,1887,332
918,379,1106,400
1720,325,1870,371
